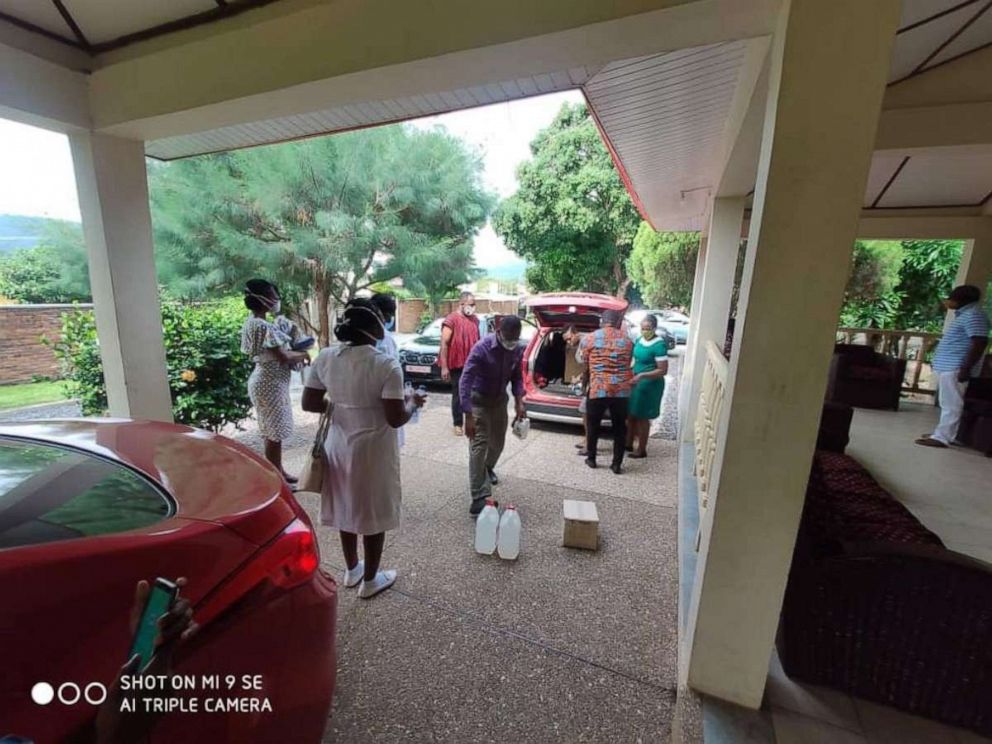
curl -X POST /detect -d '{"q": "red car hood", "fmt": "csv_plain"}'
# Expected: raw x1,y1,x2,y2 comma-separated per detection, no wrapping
0,418,295,546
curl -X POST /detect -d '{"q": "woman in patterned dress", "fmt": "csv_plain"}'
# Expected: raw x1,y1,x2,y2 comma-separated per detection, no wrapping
240,279,310,484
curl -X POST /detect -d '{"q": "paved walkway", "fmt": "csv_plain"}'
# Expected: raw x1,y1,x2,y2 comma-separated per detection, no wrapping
0,363,681,742
236,383,680,742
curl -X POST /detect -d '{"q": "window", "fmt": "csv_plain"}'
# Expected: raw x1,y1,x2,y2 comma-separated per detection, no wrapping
0,439,173,549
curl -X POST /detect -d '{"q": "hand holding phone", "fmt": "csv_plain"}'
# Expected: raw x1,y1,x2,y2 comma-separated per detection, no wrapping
128,578,179,671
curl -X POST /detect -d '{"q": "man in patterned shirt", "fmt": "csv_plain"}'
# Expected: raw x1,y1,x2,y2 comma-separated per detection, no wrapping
579,309,634,474
916,285,990,448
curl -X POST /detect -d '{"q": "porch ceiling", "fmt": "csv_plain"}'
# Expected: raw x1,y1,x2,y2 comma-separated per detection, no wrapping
1,0,991,228
143,67,599,160
0,0,280,52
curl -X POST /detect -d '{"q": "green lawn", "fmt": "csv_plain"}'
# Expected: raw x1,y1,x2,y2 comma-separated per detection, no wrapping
0,380,69,411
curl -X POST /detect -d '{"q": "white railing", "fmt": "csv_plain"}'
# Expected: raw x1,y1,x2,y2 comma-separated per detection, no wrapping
694,341,728,514
836,328,942,397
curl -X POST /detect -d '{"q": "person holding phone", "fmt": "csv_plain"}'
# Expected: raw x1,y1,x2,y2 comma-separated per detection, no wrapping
65,578,197,744
302,299,426,599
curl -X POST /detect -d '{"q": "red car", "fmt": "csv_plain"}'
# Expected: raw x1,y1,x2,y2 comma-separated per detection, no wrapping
522,293,630,424
0,419,336,743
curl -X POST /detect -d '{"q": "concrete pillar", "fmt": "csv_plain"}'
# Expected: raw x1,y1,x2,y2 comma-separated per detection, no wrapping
69,132,173,422
956,220,992,293
681,197,746,441
679,234,709,435
683,0,900,708
944,220,992,332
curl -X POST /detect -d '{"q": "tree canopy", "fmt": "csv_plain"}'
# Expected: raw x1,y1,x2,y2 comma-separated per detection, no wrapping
150,125,494,343
627,225,700,308
493,102,640,297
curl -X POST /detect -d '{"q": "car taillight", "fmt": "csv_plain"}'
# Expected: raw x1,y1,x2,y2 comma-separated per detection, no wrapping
196,518,322,625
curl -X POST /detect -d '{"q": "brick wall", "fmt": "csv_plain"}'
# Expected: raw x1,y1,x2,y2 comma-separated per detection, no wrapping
396,298,520,334
0,305,92,384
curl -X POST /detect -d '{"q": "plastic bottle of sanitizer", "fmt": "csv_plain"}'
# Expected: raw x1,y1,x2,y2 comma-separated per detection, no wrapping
497,505,521,560
474,499,500,555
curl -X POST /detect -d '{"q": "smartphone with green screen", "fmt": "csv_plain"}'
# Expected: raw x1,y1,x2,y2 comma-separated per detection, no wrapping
129,578,178,671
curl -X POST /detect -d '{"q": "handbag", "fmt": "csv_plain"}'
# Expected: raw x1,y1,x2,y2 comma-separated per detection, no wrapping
298,401,332,492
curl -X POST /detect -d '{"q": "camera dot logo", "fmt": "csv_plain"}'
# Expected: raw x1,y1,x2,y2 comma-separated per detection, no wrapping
31,682,55,705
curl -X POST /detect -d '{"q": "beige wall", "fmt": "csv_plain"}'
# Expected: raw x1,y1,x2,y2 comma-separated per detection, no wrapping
396,298,519,334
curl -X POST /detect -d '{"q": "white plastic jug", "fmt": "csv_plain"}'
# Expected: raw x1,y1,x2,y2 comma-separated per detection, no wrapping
405,381,420,424
474,499,500,555
497,505,521,560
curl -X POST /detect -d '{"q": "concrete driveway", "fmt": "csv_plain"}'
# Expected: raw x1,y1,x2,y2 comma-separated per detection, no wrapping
264,386,680,743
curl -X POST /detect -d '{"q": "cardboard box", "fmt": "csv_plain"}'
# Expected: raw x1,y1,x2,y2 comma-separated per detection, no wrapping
563,499,599,550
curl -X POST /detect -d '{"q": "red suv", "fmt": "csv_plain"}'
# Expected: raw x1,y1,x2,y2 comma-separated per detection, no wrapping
521,293,629,424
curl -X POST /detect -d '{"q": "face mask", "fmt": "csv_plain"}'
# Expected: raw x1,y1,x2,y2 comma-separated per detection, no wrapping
497,333,518,351
642,329,655,340
247,291,280,313
385,317,396,332
463,305,476,316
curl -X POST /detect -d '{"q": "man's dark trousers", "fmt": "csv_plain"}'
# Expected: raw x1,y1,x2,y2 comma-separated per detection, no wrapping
450,368,464,427
586,397,629,468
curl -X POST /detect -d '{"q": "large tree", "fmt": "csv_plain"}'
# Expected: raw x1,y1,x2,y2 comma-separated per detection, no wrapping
493,102,640,297
627,224,700,308
151,125,494,344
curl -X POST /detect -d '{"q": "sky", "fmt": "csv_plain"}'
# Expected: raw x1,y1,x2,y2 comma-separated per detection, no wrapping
0,89,583,272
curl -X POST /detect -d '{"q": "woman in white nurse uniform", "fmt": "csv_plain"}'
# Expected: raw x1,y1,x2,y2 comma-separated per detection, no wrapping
302,299,426,599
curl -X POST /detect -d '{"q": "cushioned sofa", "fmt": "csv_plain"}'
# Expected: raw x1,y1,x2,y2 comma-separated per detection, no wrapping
825,343,907,410
779,451,992,736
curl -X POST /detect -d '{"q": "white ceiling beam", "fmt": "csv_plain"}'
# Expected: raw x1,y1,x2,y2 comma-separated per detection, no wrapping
858,210,987,239
0,40,90,132
90,0,780,141
0,17,91,73
883,43,992,110
875,101,992,150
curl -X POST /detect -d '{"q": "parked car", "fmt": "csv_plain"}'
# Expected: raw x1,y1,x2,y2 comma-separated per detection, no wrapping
522,292,630,424
0,420,336,743
398,313,535,384
627,308,689,345
625,309,677,348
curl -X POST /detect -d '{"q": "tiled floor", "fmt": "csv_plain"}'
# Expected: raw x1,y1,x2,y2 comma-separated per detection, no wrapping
846,402,992,564
768,401,992,744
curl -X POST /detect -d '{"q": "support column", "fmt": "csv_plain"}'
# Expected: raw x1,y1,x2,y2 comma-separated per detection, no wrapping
944,220,992,332
69,132,173,422
684,0,900,707
955,220,992,292
681,197,746,441
678,234,709,434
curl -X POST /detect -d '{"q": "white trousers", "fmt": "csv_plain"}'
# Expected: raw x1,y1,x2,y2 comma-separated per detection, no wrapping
931,371,967,444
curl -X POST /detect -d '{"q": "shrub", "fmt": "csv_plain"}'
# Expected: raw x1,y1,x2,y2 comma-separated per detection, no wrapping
53,297,254,431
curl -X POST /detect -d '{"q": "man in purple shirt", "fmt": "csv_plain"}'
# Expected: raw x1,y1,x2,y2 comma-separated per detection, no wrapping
460,315,527,516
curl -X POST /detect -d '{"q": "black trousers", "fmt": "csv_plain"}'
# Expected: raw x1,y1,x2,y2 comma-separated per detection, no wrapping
450,368,464,427
586,397,629,468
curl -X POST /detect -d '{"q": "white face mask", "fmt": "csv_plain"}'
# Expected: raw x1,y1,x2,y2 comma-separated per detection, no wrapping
463,305,476,316
270,300,282,315
497,333,518,351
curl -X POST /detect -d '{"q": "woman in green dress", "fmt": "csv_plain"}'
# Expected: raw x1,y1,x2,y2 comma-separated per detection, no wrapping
626,314,670,458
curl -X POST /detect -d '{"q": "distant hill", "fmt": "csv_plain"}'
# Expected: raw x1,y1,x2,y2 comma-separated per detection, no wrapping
482,260,528,281
0,214,76,254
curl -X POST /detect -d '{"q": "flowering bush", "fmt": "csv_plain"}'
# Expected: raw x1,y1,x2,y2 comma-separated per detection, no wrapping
53,297,254,431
